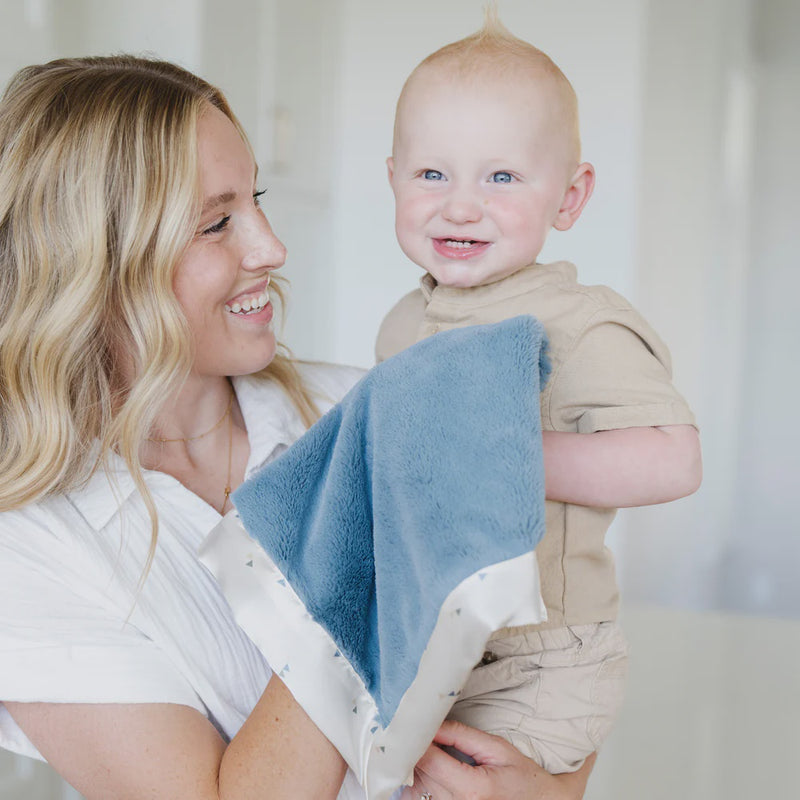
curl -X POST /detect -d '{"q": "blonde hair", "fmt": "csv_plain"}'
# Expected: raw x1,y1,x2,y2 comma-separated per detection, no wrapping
0,56,320,555
394,4,581,162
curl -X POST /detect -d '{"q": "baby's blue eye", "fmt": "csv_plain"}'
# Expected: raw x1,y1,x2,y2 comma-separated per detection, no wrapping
491,172,513,183
423,169,444,181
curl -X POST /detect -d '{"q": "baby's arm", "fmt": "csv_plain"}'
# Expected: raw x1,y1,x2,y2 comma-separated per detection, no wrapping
542,424,701,508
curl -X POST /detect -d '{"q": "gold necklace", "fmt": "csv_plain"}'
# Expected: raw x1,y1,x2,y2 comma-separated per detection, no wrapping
147,390,236,515
148,391,234,443
220,405,233,514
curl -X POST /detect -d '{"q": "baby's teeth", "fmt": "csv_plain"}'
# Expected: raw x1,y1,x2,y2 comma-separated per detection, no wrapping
241,300,251,311
231,302,241,313
258,293,268,306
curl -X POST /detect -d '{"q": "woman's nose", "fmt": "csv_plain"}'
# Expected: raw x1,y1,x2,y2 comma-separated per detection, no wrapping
441,188,483,224
241,213,287,272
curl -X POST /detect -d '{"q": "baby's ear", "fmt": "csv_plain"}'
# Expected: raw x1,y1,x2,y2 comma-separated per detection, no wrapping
553,162,595,231
386,157,395,184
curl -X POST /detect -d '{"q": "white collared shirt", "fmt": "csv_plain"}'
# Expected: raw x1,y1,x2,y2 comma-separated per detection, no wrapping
0,363,364,760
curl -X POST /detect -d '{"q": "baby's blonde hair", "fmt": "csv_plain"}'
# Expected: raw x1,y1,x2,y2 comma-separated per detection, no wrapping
394,5,581,164
0,56,319,568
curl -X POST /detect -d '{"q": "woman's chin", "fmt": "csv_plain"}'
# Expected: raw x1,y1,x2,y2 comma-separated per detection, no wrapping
195,335,278,379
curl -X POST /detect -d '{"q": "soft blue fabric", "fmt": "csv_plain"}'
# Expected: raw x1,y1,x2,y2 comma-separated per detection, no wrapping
232,315,550,724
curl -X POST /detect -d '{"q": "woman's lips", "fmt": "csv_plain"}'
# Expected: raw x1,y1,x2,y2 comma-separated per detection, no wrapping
432,238,491,260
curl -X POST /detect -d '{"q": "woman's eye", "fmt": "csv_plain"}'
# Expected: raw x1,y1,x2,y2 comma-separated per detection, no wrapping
202,215,231,236
491,172,513,183
423,169,444,181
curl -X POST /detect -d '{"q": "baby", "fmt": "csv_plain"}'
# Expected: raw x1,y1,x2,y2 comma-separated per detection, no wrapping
376,10,702,773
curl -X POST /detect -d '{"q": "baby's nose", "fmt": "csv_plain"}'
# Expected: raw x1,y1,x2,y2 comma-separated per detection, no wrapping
442,189,483,224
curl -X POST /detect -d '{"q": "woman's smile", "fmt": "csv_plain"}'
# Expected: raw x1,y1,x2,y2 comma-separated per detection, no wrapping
225,277,272,316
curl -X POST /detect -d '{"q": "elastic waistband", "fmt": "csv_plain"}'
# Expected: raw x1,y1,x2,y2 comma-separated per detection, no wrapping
486,621,624,657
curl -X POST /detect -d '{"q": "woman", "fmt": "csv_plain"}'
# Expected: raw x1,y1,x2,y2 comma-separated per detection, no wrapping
0,56,595,799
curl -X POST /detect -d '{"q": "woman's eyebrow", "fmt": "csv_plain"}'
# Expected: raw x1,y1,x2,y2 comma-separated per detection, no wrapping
201,190,236,214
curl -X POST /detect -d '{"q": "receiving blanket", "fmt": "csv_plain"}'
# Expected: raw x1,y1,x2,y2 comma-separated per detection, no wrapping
200,315,550,800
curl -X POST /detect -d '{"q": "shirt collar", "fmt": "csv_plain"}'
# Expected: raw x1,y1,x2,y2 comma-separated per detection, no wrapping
66,451,139,531
419,261,577,305
233,373,307,477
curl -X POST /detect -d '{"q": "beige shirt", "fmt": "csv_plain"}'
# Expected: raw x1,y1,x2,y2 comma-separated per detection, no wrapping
376,261,696,632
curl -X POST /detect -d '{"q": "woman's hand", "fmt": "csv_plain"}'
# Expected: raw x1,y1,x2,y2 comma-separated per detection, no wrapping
404,720,596,800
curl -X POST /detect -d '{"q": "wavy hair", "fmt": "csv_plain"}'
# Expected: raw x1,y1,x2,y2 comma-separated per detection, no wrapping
0,56,320,556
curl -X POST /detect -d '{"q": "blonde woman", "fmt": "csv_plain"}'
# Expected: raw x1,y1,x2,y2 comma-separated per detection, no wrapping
0,56,595,799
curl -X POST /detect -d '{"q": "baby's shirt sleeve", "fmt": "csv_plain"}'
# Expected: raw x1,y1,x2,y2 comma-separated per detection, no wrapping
545,303,697,434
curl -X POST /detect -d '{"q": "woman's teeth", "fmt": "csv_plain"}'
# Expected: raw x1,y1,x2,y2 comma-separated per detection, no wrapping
225,291,269,315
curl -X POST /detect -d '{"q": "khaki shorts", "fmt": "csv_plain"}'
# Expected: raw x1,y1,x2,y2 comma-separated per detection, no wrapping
446,621,628,774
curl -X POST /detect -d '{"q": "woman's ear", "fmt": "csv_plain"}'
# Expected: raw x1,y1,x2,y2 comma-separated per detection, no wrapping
553,162,595,231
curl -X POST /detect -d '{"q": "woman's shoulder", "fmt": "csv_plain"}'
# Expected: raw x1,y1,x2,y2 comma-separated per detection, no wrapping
0,493,114,601
0,495,72,545
296,360,367,404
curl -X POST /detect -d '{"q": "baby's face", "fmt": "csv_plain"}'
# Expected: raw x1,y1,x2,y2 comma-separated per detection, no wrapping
389,74,577,288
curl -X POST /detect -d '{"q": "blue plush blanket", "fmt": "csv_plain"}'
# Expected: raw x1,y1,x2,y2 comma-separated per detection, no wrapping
201,315,550,799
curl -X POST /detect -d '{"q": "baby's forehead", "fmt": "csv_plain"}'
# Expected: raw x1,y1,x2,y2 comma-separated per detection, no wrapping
394,58,580,165
404,57,569,110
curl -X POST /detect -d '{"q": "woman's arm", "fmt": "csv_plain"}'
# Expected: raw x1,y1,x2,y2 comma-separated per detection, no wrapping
408,721,596,800
6,676,346,800
8,692,592,800
543,424,702,508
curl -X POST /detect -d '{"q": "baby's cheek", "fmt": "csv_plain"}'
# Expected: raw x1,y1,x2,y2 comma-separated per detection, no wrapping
398,194,435,231
500,199,549,232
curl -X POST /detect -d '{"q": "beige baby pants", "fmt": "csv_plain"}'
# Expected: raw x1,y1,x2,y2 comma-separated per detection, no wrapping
446,621,628,774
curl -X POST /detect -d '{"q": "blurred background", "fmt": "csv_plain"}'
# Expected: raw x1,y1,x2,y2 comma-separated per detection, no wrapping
1,0,797,797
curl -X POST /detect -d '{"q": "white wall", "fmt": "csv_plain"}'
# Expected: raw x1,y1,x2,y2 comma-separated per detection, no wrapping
722,0,800,614
620,0,755,610
49,0,202,69
0,1,54,80
620,0,800,617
